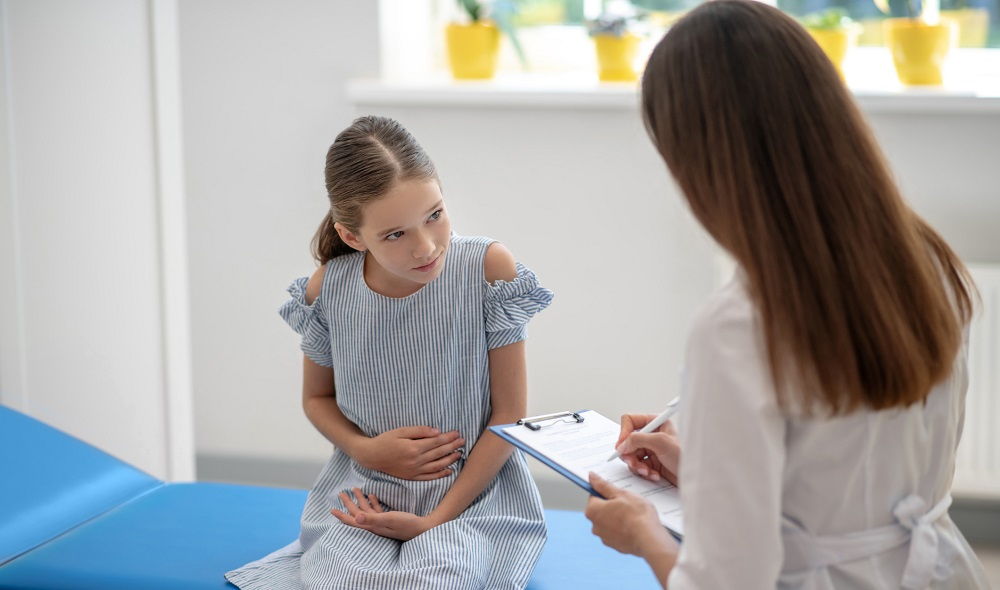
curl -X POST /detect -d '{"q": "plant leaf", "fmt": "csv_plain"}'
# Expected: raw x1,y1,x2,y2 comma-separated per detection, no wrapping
459,0,481,22
492,0,529,69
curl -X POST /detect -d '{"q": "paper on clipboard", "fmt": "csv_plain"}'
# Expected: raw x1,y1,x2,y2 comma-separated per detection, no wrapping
492,409,683,536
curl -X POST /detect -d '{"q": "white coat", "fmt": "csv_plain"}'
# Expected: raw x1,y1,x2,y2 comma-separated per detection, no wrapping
668,273,991,590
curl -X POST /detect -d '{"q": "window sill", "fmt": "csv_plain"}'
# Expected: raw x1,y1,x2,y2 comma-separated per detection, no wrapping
348,76,1000,114
349,48,1000,114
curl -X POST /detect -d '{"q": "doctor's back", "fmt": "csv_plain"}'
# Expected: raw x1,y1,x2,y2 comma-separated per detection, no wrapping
671,273,990,589
634,1,994,588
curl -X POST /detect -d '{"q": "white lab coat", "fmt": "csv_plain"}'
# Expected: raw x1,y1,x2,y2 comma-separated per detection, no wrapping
667,273,991,590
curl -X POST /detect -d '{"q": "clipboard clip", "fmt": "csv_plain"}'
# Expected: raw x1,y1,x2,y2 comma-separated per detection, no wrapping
517,411,585,431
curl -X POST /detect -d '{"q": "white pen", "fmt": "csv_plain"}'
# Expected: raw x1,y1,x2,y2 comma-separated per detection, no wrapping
606,396,681,462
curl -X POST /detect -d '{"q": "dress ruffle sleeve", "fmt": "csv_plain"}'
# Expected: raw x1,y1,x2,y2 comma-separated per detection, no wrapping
278,276,333,367
483,263,554,350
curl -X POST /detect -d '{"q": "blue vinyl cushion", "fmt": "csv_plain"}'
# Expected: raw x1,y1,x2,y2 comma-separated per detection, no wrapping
0,483,306,590
0,406,161,565
0,491,658,590
0,405,660,589
528,509,660,589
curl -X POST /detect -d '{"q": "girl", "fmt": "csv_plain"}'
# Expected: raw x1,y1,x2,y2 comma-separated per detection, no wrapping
226,116,552,589
584,1,991,588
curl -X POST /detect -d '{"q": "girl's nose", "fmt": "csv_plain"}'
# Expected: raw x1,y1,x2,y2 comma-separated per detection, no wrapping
413,231,435,259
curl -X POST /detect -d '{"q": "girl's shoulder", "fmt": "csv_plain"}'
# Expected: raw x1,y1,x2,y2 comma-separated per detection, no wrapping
448,233,495,255
304,250,365,306
446,233,497,277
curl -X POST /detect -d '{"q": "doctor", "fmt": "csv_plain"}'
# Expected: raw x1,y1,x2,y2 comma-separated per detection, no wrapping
584,1,992,588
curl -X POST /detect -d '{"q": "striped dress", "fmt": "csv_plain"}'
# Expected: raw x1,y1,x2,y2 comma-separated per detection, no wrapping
226,235,552,590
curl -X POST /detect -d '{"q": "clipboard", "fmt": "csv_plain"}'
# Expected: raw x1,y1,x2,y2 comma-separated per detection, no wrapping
491,411,596,495
490,409,684,538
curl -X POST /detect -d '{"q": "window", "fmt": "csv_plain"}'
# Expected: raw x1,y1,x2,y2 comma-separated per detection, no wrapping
379,0,1000,91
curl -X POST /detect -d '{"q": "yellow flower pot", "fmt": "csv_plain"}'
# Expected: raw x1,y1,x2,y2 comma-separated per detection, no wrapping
883,19,955,86
593,33,641,82
940,8,990,47
807,26,860,78
446,22,501,80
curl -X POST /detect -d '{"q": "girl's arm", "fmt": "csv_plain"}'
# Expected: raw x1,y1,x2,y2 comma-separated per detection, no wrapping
331,244,532,538
424,243,527,526
334,339,526,537
302,357,465,481
301,269,464,481
425,336,526,526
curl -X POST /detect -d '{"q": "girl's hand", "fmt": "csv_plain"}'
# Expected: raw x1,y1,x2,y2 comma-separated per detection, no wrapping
585,473,679,561
353,426,465,481
331,488,436,541
615,415,680,486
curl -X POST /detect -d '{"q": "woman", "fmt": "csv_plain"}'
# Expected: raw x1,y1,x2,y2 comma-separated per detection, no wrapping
584,2,991,588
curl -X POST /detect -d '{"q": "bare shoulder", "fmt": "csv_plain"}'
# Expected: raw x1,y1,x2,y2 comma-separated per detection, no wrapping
484,242,517,284
305,265,327,305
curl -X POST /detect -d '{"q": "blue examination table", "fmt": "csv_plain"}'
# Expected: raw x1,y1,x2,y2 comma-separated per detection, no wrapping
0,406,659,589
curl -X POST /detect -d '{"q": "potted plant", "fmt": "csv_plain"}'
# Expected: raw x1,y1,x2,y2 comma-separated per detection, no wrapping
875,0,957,85
446,0,526,80
587,4,645,83
802,8,861,79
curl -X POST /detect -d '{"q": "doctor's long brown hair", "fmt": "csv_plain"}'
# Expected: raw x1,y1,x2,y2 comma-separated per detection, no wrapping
642,0,975,414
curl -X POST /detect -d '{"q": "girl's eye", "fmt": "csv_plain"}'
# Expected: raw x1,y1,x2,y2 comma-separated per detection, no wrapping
385,231,404,241
428,209,443,222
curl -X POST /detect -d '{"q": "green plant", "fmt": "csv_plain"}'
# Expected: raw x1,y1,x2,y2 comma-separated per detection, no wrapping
802,8,855,30
457,0,528,67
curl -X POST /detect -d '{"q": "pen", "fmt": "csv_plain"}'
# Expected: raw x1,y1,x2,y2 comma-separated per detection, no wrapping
606,396,681,462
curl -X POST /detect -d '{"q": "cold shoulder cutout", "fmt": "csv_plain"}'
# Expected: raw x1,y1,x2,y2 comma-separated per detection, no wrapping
278,274,333,367
484,241,517,284
304,265,326,305
484,262,554,350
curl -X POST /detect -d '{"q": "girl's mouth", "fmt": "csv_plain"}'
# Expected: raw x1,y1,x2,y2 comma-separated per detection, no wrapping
414,254,440,272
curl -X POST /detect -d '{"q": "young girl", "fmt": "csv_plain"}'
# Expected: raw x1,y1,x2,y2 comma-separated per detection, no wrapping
584,1,991,588
226,115,552,589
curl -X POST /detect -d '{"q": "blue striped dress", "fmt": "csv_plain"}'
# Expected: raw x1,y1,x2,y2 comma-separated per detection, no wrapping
226,235,552,590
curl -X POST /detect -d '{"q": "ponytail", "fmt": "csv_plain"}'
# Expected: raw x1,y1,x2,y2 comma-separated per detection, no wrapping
311,211,356,265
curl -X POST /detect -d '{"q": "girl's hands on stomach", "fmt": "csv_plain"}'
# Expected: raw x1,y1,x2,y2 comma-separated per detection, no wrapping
353,426,465,480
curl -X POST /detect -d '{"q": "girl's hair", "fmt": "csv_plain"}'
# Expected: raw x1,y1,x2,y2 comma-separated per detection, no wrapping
312,116,439,264
641,0,975,414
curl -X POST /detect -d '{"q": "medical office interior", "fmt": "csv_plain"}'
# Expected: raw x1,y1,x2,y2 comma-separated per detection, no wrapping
1,0,999,585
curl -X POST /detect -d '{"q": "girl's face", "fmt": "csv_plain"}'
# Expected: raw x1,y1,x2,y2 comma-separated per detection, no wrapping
337,179,451,296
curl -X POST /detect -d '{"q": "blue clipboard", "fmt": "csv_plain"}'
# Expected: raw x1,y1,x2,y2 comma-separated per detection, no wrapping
490,409,602,497
491,409,685,540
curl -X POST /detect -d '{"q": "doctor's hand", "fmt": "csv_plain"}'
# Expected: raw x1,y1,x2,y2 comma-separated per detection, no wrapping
353,426,465,481
331,488,436,541
585,473,679,567
616,415,680,486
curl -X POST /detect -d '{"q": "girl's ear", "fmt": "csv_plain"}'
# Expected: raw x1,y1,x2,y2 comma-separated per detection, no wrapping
333,222,366,252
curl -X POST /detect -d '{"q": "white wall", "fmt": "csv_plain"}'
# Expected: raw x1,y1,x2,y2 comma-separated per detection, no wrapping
4,0,997,491
0,2,21,411
863,112,1000,263
0,0,192,480
179,0,381,463
337,98,1000,497
183,5,1000,473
